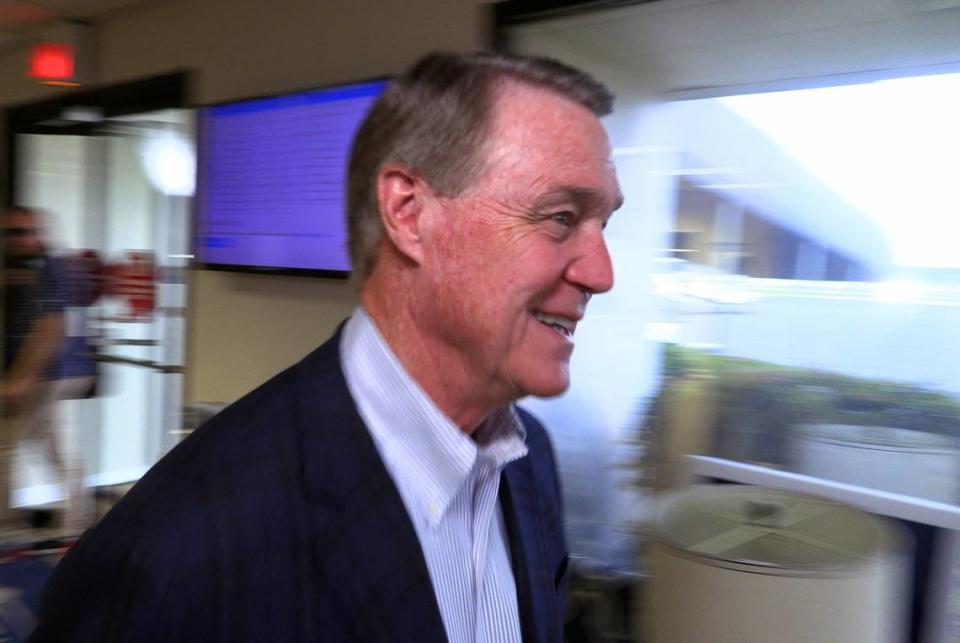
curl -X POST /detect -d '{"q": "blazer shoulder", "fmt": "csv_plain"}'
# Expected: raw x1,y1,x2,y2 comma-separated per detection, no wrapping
91,330,347,531
162,330,344,470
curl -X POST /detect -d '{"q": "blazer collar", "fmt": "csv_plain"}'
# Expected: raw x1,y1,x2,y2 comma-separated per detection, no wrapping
289,325,553,643
292,328,449,643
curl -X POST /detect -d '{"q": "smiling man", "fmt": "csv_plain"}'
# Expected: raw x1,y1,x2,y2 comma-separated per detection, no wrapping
32,52,621,643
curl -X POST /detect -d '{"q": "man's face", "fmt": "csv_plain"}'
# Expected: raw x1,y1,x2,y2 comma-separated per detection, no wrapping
3,211,43,259
415,82,622,403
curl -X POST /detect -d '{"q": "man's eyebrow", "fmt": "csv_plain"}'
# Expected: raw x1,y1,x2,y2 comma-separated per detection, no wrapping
533,186,623,212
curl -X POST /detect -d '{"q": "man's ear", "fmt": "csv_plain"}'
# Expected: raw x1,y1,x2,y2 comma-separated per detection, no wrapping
376,163,430,265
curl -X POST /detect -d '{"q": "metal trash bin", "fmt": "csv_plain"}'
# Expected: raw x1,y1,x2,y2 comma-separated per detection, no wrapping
646,485,909,643
792,424,960,504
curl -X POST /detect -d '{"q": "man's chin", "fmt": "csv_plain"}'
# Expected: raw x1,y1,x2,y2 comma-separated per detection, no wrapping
520,372,571,400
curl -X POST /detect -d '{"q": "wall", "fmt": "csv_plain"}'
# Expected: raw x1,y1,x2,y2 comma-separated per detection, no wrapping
1,0,490,403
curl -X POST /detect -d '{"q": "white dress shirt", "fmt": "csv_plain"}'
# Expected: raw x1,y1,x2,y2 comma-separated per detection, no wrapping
340,308,527,643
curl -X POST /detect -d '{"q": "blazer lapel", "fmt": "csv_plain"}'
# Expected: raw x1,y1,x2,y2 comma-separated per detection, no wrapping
293,332,448,643
501,458,551,643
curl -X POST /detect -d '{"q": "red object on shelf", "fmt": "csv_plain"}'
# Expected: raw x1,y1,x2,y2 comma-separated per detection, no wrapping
124,251,156,318
103,251,156,320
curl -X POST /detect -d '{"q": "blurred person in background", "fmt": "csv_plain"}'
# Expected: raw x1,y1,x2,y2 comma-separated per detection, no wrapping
32,50,622,643
0,206,91,534
56,249,105,531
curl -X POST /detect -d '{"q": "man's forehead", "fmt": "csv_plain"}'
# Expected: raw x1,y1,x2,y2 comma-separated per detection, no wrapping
475,80,621,208
490,80,597,128
485,85,614,157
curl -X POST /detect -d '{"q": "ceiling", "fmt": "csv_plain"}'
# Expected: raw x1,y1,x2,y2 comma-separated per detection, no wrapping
0,0,158,48
505,0,960,94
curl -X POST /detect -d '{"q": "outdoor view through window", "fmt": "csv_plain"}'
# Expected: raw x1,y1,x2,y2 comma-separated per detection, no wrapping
647,73,960,506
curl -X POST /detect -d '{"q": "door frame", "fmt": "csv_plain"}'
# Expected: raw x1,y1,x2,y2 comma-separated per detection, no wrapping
4,71,188,208
3,71,191,494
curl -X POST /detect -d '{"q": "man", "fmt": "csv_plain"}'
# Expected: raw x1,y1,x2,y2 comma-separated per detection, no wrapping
31,51,622,643
0,206,73,530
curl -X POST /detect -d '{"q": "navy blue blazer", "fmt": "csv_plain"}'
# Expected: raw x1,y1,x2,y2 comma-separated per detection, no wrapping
31,328,569,642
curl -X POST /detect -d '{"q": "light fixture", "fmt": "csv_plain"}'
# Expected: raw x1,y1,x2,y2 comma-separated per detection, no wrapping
140,130,196,197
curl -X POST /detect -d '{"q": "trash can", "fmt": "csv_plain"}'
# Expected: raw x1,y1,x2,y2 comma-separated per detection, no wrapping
792,424,960,504
646,485,909,643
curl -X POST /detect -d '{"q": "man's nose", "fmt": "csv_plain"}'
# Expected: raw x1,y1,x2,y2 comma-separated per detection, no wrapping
566,227,614,295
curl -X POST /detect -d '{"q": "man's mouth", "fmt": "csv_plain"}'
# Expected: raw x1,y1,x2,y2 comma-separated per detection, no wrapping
532,311,577,339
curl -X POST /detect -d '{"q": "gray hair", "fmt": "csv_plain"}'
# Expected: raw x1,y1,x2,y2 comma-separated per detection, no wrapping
346,51,614,282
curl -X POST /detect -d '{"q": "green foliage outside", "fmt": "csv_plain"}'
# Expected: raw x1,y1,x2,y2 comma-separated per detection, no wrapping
664,344,960,438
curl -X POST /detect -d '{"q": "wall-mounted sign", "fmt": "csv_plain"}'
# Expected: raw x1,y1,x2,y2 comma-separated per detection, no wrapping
25,21,95,86
28,43,77,85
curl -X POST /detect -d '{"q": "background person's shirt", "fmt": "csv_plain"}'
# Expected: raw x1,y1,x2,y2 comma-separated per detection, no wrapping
3,252,66,380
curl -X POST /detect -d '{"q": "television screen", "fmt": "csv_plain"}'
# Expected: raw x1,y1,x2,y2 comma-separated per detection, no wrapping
195,78,388,275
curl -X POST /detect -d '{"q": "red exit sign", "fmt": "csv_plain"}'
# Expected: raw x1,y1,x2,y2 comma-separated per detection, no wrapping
28,42,79,86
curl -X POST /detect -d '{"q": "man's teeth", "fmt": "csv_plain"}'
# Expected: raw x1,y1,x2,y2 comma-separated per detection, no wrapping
532,312,575,336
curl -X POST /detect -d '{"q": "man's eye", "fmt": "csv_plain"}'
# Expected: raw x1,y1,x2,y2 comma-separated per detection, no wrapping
550,212,575,227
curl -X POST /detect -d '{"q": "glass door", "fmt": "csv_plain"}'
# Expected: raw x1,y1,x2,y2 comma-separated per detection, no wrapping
14,108,193,503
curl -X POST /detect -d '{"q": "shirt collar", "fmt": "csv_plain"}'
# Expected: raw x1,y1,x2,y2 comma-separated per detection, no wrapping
340,307,528,528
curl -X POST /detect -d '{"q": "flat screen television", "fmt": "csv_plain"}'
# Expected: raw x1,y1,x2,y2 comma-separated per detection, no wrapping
195,78,388,276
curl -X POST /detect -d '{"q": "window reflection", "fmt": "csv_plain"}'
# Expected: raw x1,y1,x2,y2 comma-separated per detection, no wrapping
648,73,960,506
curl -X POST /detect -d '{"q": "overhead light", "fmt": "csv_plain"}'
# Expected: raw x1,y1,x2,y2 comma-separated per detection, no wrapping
140,131,196,197
60,106,103,122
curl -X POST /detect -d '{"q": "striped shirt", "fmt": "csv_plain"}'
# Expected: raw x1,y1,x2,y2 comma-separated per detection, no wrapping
340,308,527,643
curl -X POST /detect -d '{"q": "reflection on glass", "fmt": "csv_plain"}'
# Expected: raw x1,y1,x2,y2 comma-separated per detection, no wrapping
644,73,960,508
